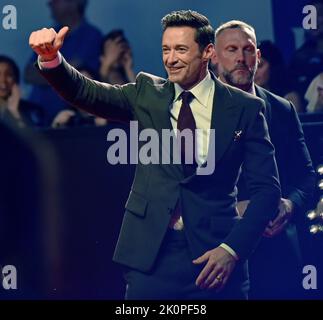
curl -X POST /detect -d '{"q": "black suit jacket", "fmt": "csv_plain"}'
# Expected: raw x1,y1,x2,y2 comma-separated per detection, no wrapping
38,59,281,272
255,86,315,210
238,86,315,268
238,87,315,209
236,86,315,297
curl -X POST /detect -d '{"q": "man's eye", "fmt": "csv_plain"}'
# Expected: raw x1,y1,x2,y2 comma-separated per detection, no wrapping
245,47,254,52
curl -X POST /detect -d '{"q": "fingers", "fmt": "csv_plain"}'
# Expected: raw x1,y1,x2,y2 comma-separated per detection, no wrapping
104,37,129,57
269,219,288,236
271,212,285,226
29,26,68,59
54,26,69,49
263,226,274,237
29,28,55,50
204,268,226,290
208,272,228,291
193,247,236,292
195,259,214,288
195,261,227,291
264,218,288,237
192,251,210,265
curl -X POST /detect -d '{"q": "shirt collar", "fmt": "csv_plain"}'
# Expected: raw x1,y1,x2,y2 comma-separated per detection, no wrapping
173,71,213,108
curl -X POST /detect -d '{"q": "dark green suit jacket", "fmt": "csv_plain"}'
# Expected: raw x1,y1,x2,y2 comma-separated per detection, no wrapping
38,58,281,273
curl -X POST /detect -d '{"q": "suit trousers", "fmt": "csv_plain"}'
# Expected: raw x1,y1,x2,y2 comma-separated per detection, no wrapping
123,229,249,300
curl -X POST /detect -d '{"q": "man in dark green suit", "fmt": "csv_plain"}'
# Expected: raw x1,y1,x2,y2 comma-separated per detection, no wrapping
29,10,281,299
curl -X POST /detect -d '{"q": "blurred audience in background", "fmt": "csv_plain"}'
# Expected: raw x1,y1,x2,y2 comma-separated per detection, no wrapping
0,55,44,128
99,29,135,84
305,72,323,113
51,29,136,129
51,66,107,128
255,40,286,95
255,40,304,113
287,0,323,113
24,0,102,124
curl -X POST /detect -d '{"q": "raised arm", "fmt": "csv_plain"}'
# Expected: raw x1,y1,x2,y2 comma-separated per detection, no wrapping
29,27,136,122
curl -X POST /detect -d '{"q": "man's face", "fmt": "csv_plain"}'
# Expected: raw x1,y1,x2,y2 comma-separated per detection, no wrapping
0,63,15,99
213,28,260,91
162,26,213,90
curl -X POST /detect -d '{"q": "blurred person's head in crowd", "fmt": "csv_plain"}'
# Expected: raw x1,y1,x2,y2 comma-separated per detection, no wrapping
52,65,107,128
213,20,260,92
255,40,287,96
0,55,19,101
0,55,44,127
48,0,88,27
305,73,323,112
99,29,135,84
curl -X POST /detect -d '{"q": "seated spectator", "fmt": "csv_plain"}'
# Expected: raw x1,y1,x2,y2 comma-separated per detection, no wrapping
255,40,286,94
0,55,44,127
99,29,135,84
304,73,323,113
51,67,107,128
287,0,323,112
255,40,303,112
24,0,102,124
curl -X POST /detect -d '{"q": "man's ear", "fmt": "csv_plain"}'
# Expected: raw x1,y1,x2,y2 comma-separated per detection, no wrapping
203,43,215,62
257,48,261,64
210,47,217,65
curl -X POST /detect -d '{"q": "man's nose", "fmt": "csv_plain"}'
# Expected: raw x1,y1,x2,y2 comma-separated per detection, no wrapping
167,50,178,64
235,49,245,63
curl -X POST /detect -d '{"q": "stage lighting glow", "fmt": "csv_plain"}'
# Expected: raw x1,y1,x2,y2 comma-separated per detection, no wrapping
309,224,323,234
307,210,317,220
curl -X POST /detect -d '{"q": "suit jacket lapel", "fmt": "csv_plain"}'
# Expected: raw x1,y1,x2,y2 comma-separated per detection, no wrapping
255,85,272,127
210,77,244,165
146,79,175,133
144,79,184,178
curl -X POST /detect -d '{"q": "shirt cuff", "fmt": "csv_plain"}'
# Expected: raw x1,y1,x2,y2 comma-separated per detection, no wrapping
220,243,239,261
38,52,62,70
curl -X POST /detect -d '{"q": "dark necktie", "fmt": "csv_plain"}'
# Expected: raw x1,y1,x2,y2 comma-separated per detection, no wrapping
168,91,197,230
177,91,197,176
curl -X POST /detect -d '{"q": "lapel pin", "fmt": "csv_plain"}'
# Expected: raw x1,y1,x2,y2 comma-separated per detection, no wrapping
234,130,242,141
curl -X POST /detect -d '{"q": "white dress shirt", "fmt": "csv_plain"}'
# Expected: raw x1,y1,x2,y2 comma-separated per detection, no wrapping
170,71,214,166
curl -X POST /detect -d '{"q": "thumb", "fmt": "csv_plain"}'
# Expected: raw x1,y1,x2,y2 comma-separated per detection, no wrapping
54,26,69,49
192,251,210,264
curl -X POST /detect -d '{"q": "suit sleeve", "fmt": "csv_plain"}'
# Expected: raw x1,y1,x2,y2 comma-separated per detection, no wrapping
285,103,316,212
223,100,281,260
36,56,140,123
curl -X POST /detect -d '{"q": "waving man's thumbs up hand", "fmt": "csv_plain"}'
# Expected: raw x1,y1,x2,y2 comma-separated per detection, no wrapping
29,26,69,62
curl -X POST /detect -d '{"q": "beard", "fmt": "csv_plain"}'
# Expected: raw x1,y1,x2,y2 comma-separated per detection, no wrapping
221,63,257,91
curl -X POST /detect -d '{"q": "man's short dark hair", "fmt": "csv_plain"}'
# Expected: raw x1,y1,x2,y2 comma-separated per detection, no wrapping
161,10,215,51
0,55,20,83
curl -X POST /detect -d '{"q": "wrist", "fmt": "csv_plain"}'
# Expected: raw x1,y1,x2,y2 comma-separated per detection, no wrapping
39,54,58,62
